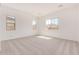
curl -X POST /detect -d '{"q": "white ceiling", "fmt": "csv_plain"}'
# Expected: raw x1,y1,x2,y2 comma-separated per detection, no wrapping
1,3,78,16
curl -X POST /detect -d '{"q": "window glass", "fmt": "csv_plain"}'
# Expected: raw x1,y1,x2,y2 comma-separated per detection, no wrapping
46,19,51,25
32,20,36,25
46,17,59,29
52,18,59,25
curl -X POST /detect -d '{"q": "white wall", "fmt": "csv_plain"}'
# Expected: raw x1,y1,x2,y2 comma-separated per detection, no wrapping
76,7,79,41
0,6,37,40
0,5,79,42
39,6,79,41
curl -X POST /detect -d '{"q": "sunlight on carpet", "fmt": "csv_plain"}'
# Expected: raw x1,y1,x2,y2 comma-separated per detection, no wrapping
36,35,52,40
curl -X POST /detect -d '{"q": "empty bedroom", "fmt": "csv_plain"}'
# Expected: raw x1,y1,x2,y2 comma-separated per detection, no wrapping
0,3,79,55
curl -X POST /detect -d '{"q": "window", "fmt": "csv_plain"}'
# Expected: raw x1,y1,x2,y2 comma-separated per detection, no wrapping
6,16,16,31
46,19,51,25
52,18,59,25
32,20,37,31
46,17,59,29
32,20,36,26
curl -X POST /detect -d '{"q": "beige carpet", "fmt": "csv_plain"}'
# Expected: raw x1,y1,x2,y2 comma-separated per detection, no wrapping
0,36,79,55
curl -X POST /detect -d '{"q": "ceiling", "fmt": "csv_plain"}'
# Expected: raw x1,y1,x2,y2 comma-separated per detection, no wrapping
1,3,78,16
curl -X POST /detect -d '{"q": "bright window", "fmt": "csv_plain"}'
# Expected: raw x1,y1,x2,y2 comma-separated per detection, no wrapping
32,20,36,26
46,19,51,25
32,20,37,31
52,18,59,25
6,16,16,31
46,17,59,29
